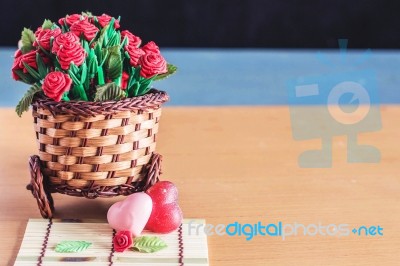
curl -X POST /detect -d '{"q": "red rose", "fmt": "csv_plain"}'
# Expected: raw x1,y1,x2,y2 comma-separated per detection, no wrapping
34,27,62,51
97,14,120,29
113,231,132,252
11,50,37,80
70,20,99,41
126,46,145,67
56,41,86,70
58,14,87,26
121,72,129,90
52,32,80,54
121,30,141,48
141,41,160,54
139,52,167,79
42,71,72,102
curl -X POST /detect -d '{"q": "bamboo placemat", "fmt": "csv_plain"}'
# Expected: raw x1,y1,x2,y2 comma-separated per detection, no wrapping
14,219,209,266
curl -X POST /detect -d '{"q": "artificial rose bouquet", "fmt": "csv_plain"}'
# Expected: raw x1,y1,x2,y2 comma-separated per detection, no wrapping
12,12,176,116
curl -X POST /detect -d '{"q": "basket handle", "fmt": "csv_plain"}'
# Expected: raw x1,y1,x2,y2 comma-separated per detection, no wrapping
142,153,162,191
26,155,54,218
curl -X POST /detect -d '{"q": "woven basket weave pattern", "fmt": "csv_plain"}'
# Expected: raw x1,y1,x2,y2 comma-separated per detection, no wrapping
31,91,168,198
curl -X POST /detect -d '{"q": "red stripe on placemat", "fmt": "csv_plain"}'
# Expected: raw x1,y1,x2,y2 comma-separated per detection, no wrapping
108,229,116,266
37,219,53,266
178,224,184,266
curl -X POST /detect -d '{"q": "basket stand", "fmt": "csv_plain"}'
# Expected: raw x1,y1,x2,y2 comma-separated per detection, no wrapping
27,153,162,218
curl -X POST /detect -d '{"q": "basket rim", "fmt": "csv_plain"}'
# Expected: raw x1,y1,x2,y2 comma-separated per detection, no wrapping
32,89,169,117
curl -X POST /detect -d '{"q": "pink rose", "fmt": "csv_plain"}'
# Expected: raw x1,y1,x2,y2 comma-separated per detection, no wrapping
56,41,86,70
34,27,62,51
113,231,132,252
70,20,99,41
52,32,80,54
126,46,145,67
11,50,37,80
58,14,87,26
121,72,129,90
141,41,160,54
139,52,167,79
42,71,72,102
121,30,141,48
96,14,120,28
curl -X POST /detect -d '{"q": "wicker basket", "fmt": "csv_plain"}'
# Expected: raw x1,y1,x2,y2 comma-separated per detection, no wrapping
26,90,169,218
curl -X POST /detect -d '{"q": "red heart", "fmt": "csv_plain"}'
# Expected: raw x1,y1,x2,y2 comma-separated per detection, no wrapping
146,181,183,233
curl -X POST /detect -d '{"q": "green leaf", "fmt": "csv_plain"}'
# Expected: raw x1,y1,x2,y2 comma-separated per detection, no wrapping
80,62,87,85
94,43,104,65
107,31,120,47
73,84,88,101
22,62,41,81
55,241,92,253
120,36,128,48
68,62,81,85
14,69,35,84
36,53,47,79
15,83,42,117
87,49,98,79
127,81,140,98
98,25,109,48
138,76,156,96
68,70,80,85
94,82,126,101
153,64,177,81
106,19,116,39
51,23,60,30
82,40,90,53
81,11,93,17
97,65,105,85
132,236,167,253
105,46,122,80
42,19,53,30
21,28,35,54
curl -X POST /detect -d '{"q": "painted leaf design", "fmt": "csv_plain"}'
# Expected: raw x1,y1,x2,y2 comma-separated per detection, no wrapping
21,28,35,54
105,46,122,80
94,82,126,101
55,241,92,253
41,19,53,30
132,236,168,253
15,83,42,117
153,64,177,81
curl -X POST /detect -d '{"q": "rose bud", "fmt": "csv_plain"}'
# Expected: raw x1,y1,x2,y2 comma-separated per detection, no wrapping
42,71,72,102
70,19,99,41
56,41,86,70
58,14,87,26
52,32,80,54
113,231,133,252
139,52,167,79
96,14,120,28
34,28,62,51
121,30,142,48
141,41,161,54
126,46,145,67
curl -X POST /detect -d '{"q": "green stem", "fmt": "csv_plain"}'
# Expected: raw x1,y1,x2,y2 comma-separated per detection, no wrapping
97,66,105,85
133,82,140,97
61,92,70,102
114,75,122,87
77,84,88,101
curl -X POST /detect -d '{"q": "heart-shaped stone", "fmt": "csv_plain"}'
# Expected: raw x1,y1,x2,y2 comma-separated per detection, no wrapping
146,181,183,233
107,192,153,237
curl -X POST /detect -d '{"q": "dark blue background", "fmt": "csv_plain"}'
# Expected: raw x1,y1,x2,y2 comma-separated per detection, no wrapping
1,0,399,48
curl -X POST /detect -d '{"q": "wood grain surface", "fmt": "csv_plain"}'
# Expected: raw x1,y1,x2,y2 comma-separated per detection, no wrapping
1,106,399,265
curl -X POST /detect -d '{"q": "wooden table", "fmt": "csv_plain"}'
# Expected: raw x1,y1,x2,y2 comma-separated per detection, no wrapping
1,106,399,265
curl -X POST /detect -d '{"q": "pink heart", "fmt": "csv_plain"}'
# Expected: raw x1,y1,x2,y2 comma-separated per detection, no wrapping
107,192,153,237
